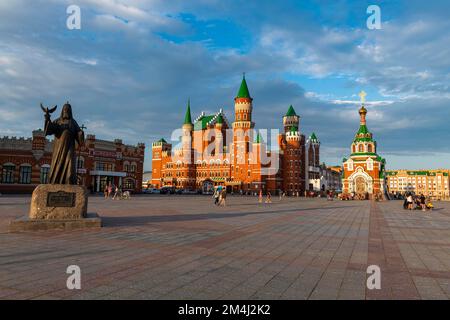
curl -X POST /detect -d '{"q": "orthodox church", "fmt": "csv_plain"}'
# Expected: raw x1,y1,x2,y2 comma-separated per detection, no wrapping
342,92,386,199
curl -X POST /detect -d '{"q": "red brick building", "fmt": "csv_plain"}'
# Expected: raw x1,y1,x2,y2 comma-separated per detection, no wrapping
151,75,322,195
0,130,145,194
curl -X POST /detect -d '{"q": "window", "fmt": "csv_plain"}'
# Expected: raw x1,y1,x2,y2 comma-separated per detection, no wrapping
76,156,84,169
368,144,373,153
358,144,363,152
347,160,353,171
123,179,135,190
96,162,114,171
19,165,32,184
2,164,15,183
40,165,50,184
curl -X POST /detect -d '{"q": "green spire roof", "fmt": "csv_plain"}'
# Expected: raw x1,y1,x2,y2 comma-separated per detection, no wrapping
236,74,251,99
157,138,167,143
309,132,319,142
353,124,373,142
286,105,297,116
290,126,298,133
356,124,369,135
255,132,262,143
184,99,192,125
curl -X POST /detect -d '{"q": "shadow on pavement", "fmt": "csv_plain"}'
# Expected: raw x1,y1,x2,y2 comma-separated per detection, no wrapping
101,205,360,227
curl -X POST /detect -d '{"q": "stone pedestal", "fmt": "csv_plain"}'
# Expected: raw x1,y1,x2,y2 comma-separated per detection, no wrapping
9,184,101,232
29,184,88,219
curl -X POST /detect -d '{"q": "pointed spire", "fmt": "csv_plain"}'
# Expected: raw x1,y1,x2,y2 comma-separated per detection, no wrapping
236,73,251,99
309,132,319,143
184,98,192,125
255,132,262,143
285,105,297,117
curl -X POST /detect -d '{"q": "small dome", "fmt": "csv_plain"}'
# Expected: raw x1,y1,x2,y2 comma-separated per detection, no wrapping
359,105,367,115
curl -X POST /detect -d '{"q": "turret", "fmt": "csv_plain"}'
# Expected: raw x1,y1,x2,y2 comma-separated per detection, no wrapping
307,133,320,167
283,105,300,133
181,99,193,163
182,99,194,131
233,73,254,129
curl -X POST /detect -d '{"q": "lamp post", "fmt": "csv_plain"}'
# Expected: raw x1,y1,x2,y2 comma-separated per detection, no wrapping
77,124,87,185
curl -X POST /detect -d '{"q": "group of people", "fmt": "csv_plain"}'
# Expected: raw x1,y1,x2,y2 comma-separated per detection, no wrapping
404,193,433,211
213,186,227,206
258,190,272,203
339,192,380,201
104,184,131,200
213,187,276,206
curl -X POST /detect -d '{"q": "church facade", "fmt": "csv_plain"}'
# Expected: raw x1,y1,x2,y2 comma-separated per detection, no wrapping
151,75,323,195
342,92,386,199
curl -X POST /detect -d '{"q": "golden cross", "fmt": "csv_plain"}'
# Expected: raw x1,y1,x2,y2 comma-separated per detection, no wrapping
358,90,367,104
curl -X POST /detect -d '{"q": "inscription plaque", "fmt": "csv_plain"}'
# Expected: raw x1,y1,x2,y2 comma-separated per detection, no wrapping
47,191,76,207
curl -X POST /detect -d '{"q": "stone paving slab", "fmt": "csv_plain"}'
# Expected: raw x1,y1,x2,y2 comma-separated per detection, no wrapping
0,194,449,300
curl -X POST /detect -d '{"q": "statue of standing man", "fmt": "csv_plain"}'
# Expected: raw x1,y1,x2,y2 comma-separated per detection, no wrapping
42,101,85,184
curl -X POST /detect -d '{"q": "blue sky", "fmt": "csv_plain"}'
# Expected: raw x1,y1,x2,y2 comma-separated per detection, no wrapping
0,0,449,171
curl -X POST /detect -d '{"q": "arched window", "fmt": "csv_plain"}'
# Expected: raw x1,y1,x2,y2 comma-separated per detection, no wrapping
123,161,130,172
40,164,50,184
368,144,373,153
353,145,356,153
1,163,15,183
19,164,32,184
358,144,363,152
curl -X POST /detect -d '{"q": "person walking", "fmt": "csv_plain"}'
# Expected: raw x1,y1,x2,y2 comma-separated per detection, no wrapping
265,191,272,204
219,188,227,206
258,189,263,203
113,185,120,200
406,193,413,210
420,194,426,211
213,187,220,205
104,185,109,199
107,184,113,198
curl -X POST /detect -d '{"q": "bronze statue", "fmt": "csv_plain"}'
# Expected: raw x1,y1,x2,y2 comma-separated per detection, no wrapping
42,102,85,184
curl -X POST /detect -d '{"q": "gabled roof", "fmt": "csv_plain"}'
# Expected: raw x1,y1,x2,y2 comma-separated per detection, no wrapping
193,110,229,130
194,114,215,131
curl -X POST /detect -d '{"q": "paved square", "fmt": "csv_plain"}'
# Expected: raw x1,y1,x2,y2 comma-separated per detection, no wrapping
1,195,450,300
